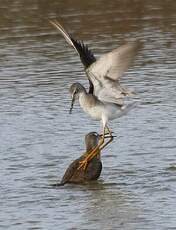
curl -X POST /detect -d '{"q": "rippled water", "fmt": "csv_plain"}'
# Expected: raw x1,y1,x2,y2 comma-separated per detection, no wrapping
0,1,176,229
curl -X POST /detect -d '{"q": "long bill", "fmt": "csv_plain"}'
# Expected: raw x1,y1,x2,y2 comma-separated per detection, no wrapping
69,96,75,114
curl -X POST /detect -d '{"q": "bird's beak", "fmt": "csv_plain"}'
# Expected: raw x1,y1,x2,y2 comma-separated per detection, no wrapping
69,94,75,114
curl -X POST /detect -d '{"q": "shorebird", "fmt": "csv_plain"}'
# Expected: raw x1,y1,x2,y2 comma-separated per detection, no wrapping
55,132,113,185
50,20,140,168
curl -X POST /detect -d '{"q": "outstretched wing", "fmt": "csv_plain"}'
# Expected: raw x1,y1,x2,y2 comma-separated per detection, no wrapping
50,20,96,93
87,42,140,104
88,42,139,81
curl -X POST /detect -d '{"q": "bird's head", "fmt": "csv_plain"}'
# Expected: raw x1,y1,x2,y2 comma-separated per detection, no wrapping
69,83,85,114
85,131,115,153
85,132,100,152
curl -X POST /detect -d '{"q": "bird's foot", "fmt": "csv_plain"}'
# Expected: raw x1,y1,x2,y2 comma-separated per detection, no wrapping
100,128,113,137
77,158,88,171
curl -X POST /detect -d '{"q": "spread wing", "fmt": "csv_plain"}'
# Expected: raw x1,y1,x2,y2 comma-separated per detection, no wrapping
50,20,96,94
87,42,140,104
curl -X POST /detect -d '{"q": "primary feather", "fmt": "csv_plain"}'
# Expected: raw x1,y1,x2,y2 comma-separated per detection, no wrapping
50,20,96,93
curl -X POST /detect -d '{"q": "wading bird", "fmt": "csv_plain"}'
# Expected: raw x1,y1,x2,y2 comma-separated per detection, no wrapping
55,132,113,185
50,20,140,169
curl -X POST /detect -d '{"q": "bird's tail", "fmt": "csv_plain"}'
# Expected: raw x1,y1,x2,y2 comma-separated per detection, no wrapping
51,182,65,187
119,101,138,118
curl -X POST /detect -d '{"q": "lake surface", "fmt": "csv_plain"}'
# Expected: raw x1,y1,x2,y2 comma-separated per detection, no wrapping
0,0,176,229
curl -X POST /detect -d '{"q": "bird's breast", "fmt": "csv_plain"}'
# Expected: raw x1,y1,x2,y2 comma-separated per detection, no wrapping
86,106,102,120
79,94,102,120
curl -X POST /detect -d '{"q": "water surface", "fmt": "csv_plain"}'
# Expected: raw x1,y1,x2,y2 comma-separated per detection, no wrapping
0,1,176,229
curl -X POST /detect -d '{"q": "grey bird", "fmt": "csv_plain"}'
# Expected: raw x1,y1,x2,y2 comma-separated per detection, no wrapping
50,20,140,168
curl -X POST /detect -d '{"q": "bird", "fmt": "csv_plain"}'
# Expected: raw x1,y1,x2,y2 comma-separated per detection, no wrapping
50,20,140,168
54,132,113,186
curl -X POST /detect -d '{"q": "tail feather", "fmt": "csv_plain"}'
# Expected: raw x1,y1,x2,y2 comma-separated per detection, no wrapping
119,101,138,118
51,182,65,187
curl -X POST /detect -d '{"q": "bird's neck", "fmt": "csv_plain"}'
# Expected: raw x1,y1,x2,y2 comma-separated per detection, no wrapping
79,90,98,110
79,91,90,109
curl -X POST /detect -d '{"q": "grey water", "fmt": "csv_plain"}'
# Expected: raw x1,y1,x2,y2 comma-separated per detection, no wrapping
0,0,176,229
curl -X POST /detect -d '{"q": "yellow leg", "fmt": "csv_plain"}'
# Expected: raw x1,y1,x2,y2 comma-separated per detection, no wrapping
86,127,113,162
76,147,99,171
78,126,113,170
77,148,101,170
100,134,113,151
77,136,104,170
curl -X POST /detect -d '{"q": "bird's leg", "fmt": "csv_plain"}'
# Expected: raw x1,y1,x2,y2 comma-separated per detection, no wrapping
81,148,95,157
84,126,113,163
77,147,101,170
100,126,113,137
78,125,115,170
75,151,93,171
99,127,113,151
77,129,105,170
80,136,113,168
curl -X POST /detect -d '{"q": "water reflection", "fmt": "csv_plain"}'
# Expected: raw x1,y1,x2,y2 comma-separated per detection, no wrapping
82,183,141,229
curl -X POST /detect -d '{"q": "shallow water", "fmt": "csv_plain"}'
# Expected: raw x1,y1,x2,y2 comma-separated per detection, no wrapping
0,0,176,229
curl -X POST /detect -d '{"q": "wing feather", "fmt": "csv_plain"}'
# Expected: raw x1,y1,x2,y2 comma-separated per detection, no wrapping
50,20,96,68
87,42,140,104
88,42,140,81
50,20,96,93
